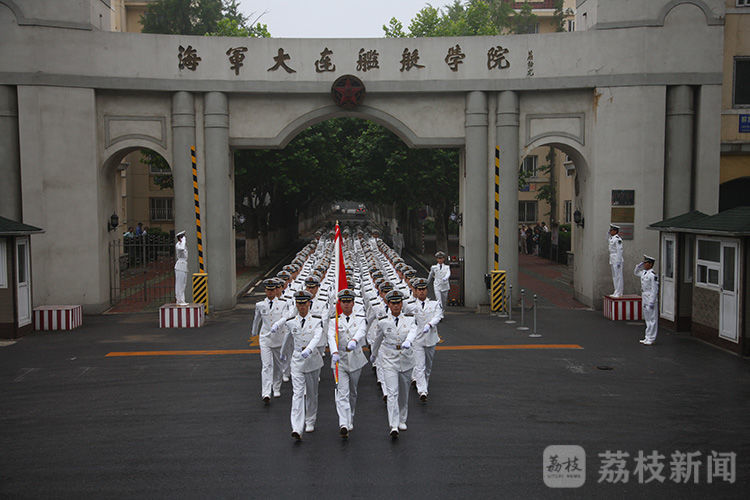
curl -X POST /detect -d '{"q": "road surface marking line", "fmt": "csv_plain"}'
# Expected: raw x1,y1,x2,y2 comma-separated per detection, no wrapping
105,344,581,357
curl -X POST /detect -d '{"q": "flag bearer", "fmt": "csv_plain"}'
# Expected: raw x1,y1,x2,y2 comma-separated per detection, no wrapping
328,289,369,438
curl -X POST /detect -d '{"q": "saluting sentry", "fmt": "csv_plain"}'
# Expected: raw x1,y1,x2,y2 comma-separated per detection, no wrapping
328,289,368,439
634,255,659,346
411,278,443,402
608,224,624,297
427,251,451,309
251,279,289,404
280,291,324,441
174,230,188,306
371,290,418,439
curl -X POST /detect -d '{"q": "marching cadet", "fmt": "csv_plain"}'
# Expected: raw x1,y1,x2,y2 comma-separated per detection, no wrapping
608,224,624,297
427,251,451,309
328,289,369,438
280,291,324,440
371,290,419,438
251,279,289,404
634,255,659,345
411,278,444,402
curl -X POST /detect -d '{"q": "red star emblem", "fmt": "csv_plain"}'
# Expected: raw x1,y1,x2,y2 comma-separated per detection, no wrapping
331,75,365,109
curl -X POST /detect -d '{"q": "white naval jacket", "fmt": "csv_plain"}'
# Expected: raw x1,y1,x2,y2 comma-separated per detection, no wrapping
371,312,418,372
608,234,624,264
327,313,369,372
281,313,324,373
412,298,443,347
428,263,451,293
251,297,290,348
634,264,659,308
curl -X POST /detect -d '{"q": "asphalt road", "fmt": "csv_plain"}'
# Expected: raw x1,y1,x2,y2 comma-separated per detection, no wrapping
2,299,749,498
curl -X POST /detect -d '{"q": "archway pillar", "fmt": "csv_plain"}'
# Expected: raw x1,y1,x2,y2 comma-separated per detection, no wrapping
664,85,694,217
204,91,235,310
171,91,197,301
496,91,520,301
464,91,488,307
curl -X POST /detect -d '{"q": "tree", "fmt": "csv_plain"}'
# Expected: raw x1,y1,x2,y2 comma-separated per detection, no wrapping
140,0,223,35
511,1,539,34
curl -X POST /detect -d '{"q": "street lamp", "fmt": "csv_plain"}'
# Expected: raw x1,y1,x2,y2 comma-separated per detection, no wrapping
107,212,119,232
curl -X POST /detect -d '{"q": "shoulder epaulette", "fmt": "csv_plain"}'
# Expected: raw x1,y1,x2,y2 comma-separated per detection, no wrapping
378,315,387,320
404,313,414,317
286,317,295,322
312,314,321,319
355,314,365,318
278,297,287,302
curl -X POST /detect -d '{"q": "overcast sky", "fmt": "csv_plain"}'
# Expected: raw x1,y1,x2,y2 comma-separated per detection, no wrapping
239,0,437,38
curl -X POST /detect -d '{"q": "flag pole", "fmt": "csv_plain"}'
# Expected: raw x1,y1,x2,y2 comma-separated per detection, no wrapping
334,220,340,385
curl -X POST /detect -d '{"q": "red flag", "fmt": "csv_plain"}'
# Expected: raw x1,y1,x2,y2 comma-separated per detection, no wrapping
334,223,348,313
333,222,347,384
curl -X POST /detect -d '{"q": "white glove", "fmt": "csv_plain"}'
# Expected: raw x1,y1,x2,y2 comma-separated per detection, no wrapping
332,353,340,363
370,354,377,364
422,324,430,334
648,304,655,310
347,340,357,351
301,348,310,359
280,353,287,362
401,340,411,350
270,324,278,334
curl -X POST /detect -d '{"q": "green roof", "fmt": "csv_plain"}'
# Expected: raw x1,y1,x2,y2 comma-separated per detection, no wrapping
648,207,750,236
648,210,708,230
0,216,44,236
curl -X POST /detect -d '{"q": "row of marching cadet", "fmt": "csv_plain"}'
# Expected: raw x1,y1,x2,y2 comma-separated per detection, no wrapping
250,224,447,440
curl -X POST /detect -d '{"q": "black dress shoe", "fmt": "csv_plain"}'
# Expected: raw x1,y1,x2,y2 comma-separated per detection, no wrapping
419,393,427,402
390,429,399,439
383,394,387,402
262,396,270,405
291,431,301,441
340,426,349,438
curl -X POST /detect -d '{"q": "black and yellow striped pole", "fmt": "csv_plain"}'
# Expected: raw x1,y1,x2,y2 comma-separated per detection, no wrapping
494,146,500,271
190,145,209,313
491,270,507,314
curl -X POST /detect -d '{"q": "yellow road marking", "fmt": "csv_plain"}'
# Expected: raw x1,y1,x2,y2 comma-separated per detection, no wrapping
105,344,582,357
247,335,259,346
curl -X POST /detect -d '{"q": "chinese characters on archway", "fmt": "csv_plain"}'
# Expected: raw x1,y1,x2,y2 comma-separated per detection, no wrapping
177,44,521,76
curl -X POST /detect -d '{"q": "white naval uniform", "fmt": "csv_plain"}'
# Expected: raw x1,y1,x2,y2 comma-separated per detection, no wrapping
281,314,324,434
428,263,451,308
371,313,418,430
634,264,659,343
251,297,290,398
609,234,624,297
327,313,368,429
311,296,331,357
174,238,188,305
412,298,444,396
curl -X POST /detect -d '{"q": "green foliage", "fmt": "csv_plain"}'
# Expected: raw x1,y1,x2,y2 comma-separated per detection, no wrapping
383,0,513,38
383,17,407,38
511,1,539,34
140,149,173,190
141,0,270,37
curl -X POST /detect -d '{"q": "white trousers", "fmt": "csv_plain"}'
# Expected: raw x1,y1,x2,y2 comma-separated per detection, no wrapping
434,289,449,309
642,303,658,342
282,342,293,378
175,269,187,304
334,367,362,428
610,262,623,297
260,345,283,397
413,345,436,395
382,367,413,429
291,368,321,433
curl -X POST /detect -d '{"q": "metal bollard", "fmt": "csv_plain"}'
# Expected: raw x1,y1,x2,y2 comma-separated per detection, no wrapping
530,294,541,338
517,288,529,331
505,284,516,324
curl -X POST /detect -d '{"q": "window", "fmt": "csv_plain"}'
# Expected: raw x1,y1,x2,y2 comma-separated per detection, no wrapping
519,201,538,223
149,163,171,175
0,239,7,288
664,239,674,279
567,20,575,32
521,156,538,177
684,234,694,283
737,0,749,7
564,200,572,223
696,238,720,288
149,198,174,221
734,58,750,107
